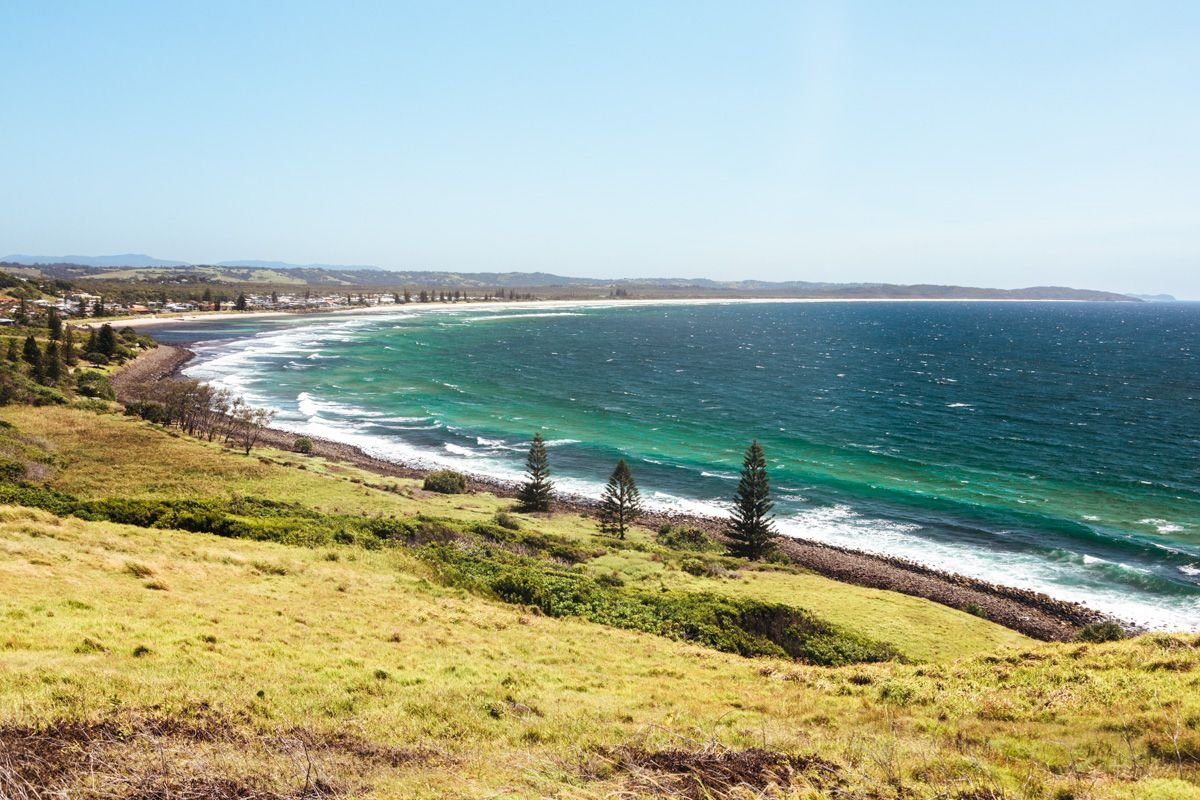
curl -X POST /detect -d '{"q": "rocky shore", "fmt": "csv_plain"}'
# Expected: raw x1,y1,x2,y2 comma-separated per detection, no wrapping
115,344,1117,642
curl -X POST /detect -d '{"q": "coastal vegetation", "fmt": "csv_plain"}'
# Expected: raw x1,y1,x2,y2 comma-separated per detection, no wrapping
1,353,1197,797
0,404,1197,798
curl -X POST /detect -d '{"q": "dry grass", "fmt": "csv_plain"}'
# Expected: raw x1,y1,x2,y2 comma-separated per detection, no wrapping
1,505,1199,798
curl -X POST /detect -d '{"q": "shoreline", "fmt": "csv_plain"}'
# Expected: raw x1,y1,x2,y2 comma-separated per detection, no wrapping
85,295,1120,331
115,343,1119,642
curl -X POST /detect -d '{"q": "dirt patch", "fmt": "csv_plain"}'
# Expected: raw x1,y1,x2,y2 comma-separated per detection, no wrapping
0,704,440,800
588,744,844,799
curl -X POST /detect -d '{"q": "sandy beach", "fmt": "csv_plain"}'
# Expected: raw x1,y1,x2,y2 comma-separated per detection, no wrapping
83,295,1099,331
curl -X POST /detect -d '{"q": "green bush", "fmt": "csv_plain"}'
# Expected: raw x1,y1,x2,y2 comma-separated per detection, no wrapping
680,556,731,578
293,437,314,455
83,352,110,365
124,401,165,424
656,524,720,552
75,370,115,400
0,456,24,482
1076,621,1126,643
494,512,521,530
425,543,901,666
423,469,467,494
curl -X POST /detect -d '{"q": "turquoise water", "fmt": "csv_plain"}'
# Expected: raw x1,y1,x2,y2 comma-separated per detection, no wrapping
154,300,1200,628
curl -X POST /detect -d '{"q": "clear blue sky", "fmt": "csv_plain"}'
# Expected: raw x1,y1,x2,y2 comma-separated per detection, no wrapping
2,1,1198,296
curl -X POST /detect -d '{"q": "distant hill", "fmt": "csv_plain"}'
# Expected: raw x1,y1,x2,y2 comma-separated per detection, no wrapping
2,253,189,268
215,259,384,271
0,256,1138,301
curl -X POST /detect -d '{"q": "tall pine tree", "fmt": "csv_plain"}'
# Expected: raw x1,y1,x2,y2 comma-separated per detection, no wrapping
727,439,777,560
22,335,43,381
599,458,642,539
47,308,62,341
516,432,554,512
61,326,78,366
43,341,61,383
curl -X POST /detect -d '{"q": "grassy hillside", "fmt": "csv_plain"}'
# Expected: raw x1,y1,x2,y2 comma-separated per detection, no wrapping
1,406,1027,663
1,406,1198,798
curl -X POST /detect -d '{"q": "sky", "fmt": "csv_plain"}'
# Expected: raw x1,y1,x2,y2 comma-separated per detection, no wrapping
2,1,1198,296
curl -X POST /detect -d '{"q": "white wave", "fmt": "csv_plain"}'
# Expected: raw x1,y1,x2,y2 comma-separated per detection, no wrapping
543,438,580,447
1139,518,1185,535
463,312,586,322
777,505,1200,631
1180,565,1200,577
946,402,973,409
444,443,485,458
700,470,739,481
296,391,385,419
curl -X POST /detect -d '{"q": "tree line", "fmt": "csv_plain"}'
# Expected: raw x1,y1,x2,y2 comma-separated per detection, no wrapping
123,379,275,455
515,432,778,559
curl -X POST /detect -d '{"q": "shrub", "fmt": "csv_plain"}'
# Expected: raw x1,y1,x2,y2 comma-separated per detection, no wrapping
656,524,720,552
0,456,24,482
494,512,521,530
83,351,110,365
423,469,467,494
962,602,988,619
596,572,626,588
124,401,165,424
1076,621,1126,643
75,370,115,400
680,557,729,578
293,437,314,454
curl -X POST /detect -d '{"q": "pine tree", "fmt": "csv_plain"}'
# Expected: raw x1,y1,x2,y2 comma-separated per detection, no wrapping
235,293,248,311
61,326,78,365
727,439,777,560
5,338,19,362
22,335,42,381
599,458,642,539
14,299,29,325
517,432,554,512
96,324,117,357
43,341,61,383
47,308,62,341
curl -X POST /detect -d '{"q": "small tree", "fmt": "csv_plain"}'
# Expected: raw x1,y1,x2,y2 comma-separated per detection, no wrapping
727,439,778,560
5,338,18,362
96,324,117,357
517,432,554,512
235,293,248,311
598,458,642,539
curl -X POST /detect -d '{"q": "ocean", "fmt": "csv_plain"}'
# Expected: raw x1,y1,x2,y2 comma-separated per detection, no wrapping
150,300,1200,629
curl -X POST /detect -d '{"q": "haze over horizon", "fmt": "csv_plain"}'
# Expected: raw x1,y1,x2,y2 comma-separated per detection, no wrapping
2,2,1198,297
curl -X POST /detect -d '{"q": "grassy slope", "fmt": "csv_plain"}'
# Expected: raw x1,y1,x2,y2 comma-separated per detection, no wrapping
3,406,1026,663
1,407,1199,798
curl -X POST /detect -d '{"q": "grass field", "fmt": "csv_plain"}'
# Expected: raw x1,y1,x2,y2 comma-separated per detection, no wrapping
2,406,1199,799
